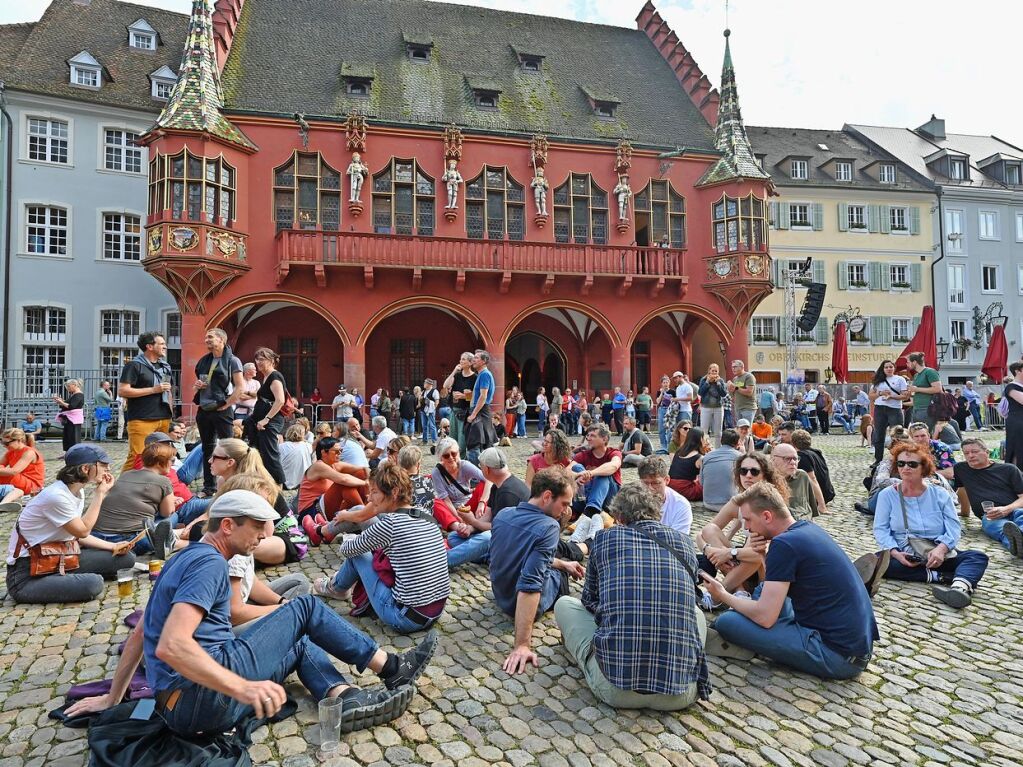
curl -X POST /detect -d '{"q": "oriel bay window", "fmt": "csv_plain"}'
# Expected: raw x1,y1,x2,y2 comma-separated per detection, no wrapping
149,148,235,226
713,193,767,254
633,179,686,247
554,174,608,245
372,159,435,236
273,152,341,232
465,166,525,240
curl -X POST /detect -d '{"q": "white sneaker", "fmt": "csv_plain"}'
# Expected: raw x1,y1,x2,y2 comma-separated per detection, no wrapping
569,515,592,544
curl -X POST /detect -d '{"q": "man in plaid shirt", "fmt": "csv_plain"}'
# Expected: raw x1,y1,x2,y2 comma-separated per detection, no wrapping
554,483,711,709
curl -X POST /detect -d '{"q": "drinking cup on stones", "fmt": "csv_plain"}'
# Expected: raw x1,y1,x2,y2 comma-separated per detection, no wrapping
318,696,343,754
116,569,134,599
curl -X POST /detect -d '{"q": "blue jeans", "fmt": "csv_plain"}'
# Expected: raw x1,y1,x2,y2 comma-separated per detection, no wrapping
176,445,204,486
447,530,491,568
574,472,620,515
423,414,438,443
161,595,377,734
796,412,811,430
981,509,1023,550
883,548,988,588
657,406,670,449
969,402,983,429
714,588,869,680
516,413,526,437
91,515,179,554
93,419,111,441
177,496,213,525
438,406,452,423
834,414,854,434
332,551,439,633
401,418,415,437
538,410,548,436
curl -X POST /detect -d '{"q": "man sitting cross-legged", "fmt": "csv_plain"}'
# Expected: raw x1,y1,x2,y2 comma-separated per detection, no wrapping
953,438,1023,558
490,467,586,674
705,482,879,679
143,488,438,734
447,447,530,568
572,424,623,521
555,483,710,710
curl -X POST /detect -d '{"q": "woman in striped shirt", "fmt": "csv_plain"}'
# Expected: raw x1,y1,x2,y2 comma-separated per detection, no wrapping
315,463,449,633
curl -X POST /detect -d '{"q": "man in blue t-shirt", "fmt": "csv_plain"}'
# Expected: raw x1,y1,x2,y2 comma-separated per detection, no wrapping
143,490,437,735
465,349,498,463
490,467,583,675
704,483,879,679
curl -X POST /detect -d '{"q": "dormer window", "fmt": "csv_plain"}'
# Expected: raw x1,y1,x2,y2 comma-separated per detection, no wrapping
790,159,808,180
402,32,433,63
521,56,542,72
949,159,965,181
474,90,499,109
128,19,157,50
346,79,371,97
879,163,897,183
408,45,430,62
69,51,102,89
594,101,616,119
149,65,177,101
835,161,852,181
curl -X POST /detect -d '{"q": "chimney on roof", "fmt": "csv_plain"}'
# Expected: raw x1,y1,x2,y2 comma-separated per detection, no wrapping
918,114,946,141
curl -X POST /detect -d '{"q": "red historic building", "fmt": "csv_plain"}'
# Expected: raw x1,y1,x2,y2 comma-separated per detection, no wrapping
141,0,773,406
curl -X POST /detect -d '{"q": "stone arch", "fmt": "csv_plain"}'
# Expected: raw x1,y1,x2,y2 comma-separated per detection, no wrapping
356,296,494,348
626,303,731,348
500,299,623,348
207,291,352,347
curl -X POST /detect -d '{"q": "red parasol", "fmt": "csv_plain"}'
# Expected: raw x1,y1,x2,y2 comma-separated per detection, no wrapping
831,321,848,383
981,323,1008,383
897,306,938,370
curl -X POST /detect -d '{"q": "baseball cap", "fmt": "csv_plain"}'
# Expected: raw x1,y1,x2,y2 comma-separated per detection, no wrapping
736,418,751,428
64,443,111,466
338,384,346,390
478,447,508,470
208,489,280,522
144,431,174,446
672,370,684,377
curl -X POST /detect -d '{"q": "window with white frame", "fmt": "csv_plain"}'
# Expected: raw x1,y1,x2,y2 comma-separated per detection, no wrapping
794,323,816,343
24,306,66,341
1006,163,1021,185
27,118,69,164
847,204,866,229
950,319,968,361
153,80,173,100
101,309,141,345
165,312,182,347
846,262,867,288
1017,212,1023,242
982,264,1001,293
890,206,908,232
979,211,998,239
23,346,66,396
789,203,811,227
131,31,155,49
949,158,966,180
835,161,852,181
103,129,142,172
892,318,912,343
751,317,777,343
149,65,177,101
879,163,896,183
947,263,967,307
1018,265,1023,295
69,52,101,88
946,209,964,250
889,264,909,288
102,213,142,261
26,206,68,256
790,160,808,180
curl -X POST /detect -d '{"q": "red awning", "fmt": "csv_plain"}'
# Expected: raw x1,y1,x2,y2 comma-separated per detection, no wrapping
897,306,938,371
831,321,848,383
982,324,1009,383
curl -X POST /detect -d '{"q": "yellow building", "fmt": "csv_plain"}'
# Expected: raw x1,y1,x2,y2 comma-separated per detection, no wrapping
748,126,937,385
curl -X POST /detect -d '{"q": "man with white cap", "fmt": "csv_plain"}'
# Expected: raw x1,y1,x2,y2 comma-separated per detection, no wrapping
143,489,438,735
672,371,694,425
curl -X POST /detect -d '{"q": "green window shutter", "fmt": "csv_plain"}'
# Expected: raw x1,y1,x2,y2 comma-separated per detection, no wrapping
911,317,920,336
869,315,892,345
772,258,783,287
879,204,891,234
869,261,882,290
814,317,829,345
880,264,892,291
780,319,791,345
881,317,893,345
777,202,790,230
772,317,781,344
868,204,880,233
837,203,848,232
812,202,824,231
812,259,825,283
909,206,921,235
910,263,922,291
769,201,778,229
837,261,849,290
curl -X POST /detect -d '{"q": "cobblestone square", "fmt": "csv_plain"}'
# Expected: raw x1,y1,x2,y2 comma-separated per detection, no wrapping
1,433,1021,767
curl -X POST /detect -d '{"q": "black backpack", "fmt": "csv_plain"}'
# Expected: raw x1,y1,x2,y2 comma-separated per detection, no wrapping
928,390,958,422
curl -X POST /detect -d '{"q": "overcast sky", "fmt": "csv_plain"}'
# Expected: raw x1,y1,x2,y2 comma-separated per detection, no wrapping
4,0,1018,144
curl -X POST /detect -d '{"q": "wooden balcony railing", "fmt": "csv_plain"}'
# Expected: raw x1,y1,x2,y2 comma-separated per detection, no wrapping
275,230,687,280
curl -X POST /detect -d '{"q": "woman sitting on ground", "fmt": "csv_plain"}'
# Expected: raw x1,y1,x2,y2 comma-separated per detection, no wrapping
666,420,692,455
314,463,450,633
89,441,176,555
861,426,959,516
6,444,134,604
530,412,563,453
696,451,790,602
526,428,574,485
0,428,45,509
872,442,988,609
668,426,708,501
297,437,370,540
431,437,485,530
279,423,313,489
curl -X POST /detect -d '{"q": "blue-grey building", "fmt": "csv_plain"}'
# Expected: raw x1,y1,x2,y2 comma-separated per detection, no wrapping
848,117,1023,384
0,0,186,398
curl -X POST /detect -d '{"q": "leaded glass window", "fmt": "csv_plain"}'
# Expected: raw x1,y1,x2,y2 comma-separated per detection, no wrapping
372,159,435,236
465,166,525,240
553,174,608,245
272,152,342,232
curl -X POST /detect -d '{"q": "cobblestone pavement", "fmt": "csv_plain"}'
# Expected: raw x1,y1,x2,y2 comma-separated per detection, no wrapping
1,432,1022,767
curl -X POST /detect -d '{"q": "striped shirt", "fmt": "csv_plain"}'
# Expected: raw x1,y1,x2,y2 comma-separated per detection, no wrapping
338,512,449,607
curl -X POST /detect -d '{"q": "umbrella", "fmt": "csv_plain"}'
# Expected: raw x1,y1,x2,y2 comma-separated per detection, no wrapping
981,323,1008,383
898,306,938,370
831,321,848,383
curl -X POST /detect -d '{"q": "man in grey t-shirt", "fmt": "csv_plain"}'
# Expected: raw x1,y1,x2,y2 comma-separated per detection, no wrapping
699,429,743,511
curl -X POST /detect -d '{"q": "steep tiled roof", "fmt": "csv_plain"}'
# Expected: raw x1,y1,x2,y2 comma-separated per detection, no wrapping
748,125,931,192
220,0,717,150
0,0,187,113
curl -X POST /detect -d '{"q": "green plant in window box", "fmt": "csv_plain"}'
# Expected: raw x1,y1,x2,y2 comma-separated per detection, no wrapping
891,281,911,289
849,279,869,288
891,225,908,231
849,222,867,229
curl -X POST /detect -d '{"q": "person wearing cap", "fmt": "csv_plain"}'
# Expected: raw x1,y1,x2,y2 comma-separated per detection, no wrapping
447,447,530,569
333,385,357,422
735,419,755,454
671,372,694,429
142,487,438,734
6,444,135,604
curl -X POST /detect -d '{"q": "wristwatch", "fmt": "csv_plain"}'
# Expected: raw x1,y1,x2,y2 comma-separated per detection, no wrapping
729,547,739,562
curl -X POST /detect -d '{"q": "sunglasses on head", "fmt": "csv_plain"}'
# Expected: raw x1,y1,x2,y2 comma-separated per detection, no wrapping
896,460,921,468
738,466,762,476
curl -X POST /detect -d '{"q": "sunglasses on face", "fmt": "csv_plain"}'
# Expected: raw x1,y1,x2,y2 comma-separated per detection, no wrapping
442,452,459,459
211,454,231,462
739,466,762,476
896,460,921,468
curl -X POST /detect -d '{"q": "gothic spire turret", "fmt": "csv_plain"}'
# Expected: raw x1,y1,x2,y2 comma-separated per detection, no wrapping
697,28,768,186
153,0,255,150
